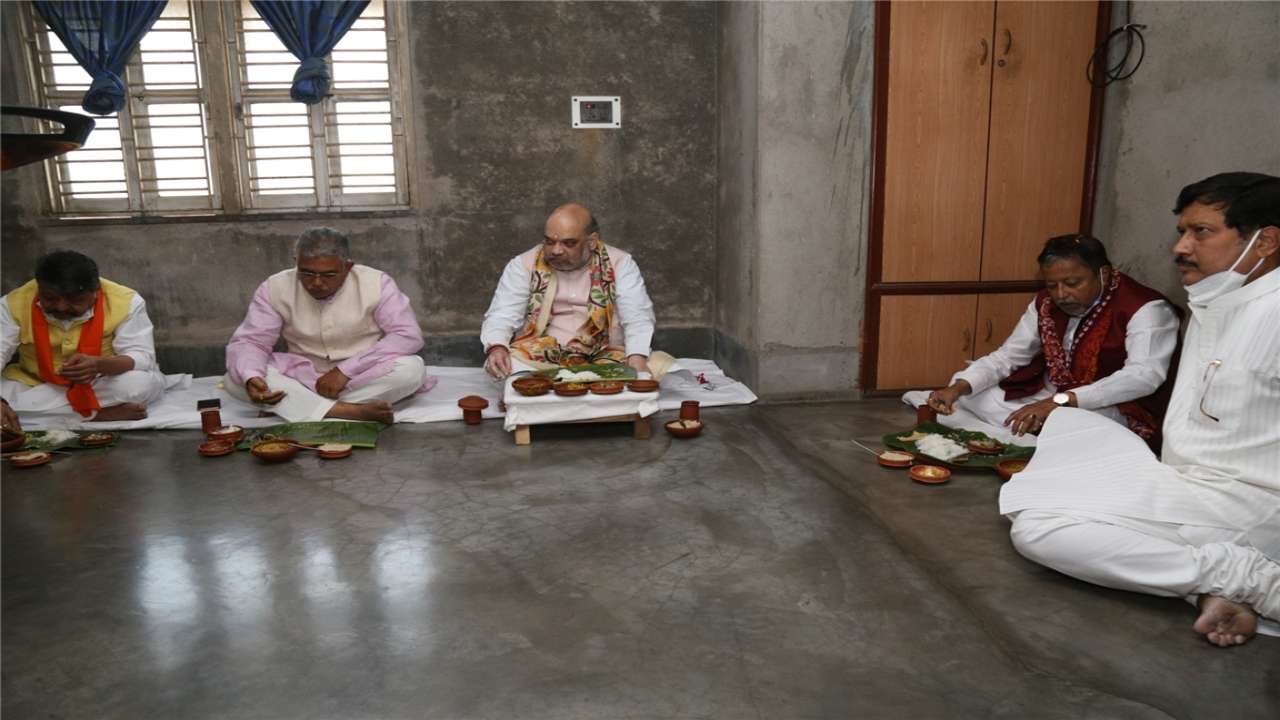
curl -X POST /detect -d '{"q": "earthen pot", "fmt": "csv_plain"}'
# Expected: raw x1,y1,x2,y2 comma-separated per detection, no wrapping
589,381,624,395
626,379,659,393
317,443,353,460
909,464,952,485
512,377,552,397
251,440,298,463
198,440,236,457
553,383,589,397
8,451,52,468
995,458,1029,481
664,418,703,439
79,431,117,448
916,405,938,424
679,400,700,421
877,450,914,468
207,424,244,444
458,395,490,425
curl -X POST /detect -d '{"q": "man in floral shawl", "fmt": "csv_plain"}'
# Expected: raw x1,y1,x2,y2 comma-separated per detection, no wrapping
908,235,1181,445
481,204,656,379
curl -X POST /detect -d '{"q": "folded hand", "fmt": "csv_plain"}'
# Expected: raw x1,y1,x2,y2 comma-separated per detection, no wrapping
315,368,351,399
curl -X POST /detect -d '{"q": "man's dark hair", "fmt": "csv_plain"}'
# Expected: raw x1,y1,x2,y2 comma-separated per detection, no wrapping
34,250,100,296
1174,172,1280,237
1037,234,1112,273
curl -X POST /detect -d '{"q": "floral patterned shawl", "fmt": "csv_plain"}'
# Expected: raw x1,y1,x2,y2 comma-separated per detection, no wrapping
509,243,625,369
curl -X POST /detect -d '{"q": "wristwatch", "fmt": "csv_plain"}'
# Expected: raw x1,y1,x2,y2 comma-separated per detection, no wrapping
1052,392,1071,407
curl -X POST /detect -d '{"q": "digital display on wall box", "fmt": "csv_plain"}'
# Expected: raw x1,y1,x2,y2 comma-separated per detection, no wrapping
579,101,613,123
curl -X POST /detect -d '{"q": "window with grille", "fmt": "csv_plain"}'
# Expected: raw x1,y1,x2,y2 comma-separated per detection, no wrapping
21,0,411,217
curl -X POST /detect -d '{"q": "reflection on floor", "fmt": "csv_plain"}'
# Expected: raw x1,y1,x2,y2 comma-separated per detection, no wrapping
4,400,1277,719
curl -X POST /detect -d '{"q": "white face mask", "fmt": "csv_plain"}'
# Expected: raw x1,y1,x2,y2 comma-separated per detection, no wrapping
1185,229,1264,309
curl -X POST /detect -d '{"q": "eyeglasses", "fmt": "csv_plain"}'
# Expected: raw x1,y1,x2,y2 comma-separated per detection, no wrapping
298,270,341,280
1199,359,1222,422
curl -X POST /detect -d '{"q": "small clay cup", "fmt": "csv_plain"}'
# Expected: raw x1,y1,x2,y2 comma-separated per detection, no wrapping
995,458,1029,481
207,425,245,444
458,395,490,425
251,440,298,464
512,377,552,397
198,440,236,457
79,432,117,448
679,401,700,421
626,379,659,393
877,450,914,468
664,419,703,439
553,383,589,397
909,464,952,485
916,405,938,424
9,451,52,468
589,381,624,395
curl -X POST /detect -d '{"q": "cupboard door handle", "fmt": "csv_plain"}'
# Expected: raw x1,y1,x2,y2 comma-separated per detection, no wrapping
984,319,993,342
979,38,988,66
1002,29,1013,55
962,328,972,354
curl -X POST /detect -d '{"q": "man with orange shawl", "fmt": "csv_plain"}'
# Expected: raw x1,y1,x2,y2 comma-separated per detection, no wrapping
481,203,656,378
1,250,165,431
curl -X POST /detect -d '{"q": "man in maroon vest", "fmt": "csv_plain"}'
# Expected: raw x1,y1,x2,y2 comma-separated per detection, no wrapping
912,235,1181,445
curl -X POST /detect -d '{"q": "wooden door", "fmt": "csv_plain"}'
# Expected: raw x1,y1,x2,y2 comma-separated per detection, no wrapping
980,1,1098,281
972,292,1036,358
876,294,979,389
880,1,995,283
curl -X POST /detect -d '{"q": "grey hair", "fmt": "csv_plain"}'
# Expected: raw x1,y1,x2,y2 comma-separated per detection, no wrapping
295,227,350,260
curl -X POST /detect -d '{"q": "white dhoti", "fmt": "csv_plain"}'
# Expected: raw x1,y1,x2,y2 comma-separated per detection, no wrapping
902,385,1125,446
1001,408,1280,626
224,355,426,423
2,370,166,417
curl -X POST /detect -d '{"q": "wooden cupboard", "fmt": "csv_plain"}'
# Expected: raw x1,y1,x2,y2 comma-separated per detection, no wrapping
863,0,1108,391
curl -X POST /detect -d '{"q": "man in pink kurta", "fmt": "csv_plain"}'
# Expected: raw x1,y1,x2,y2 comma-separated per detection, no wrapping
224,228,433,424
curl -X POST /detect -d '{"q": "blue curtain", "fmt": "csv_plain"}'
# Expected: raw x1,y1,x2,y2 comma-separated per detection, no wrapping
250,1,370,105
33,1,168,116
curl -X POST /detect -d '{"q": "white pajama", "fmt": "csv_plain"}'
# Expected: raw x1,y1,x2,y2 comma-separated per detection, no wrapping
223,355,426,423
1001,269,1280,626
2,370,166,417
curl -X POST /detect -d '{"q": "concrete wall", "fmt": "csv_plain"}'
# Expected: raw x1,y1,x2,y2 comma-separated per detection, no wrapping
1092,1,1280,304
715,2,873,398
1,1,717,373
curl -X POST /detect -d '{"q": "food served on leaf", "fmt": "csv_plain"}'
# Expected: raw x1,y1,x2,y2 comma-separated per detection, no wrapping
589,381,624,395
966,437,1006,455
79,431,117,447
910,464,951,484
897,430,929,442
9,451,52,468
913,434,969,462
554,369,604,383
877,450,914,468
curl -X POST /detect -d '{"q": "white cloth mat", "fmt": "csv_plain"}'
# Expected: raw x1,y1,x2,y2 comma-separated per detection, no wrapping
15,359,756,430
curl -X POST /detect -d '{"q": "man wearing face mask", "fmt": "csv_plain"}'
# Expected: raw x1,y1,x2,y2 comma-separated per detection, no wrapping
1001,172,1280,647
1,250,166,429
907,235,1180,442
480,203,655,379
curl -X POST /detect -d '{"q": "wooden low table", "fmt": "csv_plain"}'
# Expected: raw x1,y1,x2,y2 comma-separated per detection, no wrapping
513,413,651,445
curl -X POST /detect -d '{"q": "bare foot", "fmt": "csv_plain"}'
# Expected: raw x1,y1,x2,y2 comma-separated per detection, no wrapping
325,400,394,425
1194,595,1258,647
91,403,147,422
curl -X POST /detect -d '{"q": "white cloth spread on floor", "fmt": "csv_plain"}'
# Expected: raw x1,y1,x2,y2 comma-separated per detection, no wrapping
12,359,756,430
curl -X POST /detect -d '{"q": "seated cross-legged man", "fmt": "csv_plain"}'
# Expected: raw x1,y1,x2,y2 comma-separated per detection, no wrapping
1,250,165,430
480,203,655,378
224,228,431,425
906,235,1180,443
1002,172,1280,647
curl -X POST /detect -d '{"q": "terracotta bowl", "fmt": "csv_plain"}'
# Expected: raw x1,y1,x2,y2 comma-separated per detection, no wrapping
251,440,298,464
909,464,952,485
664,418,704,439
9,451,51,468
512,377,552,397
457,395,490,425
995,458,1029,481
553,382,589,397
317,442,353,460
877,450,914,468
589,381,625,395
207,425,245,444
198,440,236,458
1,433,26,453
626,379,659,393
79,431,117,448
966,438,1006,455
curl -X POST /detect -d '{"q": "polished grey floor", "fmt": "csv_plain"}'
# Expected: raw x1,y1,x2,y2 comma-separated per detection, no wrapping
3,401,1277,719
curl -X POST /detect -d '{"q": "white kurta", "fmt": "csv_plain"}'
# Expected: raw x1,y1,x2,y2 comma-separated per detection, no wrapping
1001,268,1280,556
480,245,656,357
902,298,1179,443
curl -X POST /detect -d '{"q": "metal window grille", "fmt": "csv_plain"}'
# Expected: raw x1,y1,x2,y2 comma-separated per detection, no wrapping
21,0,410,217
